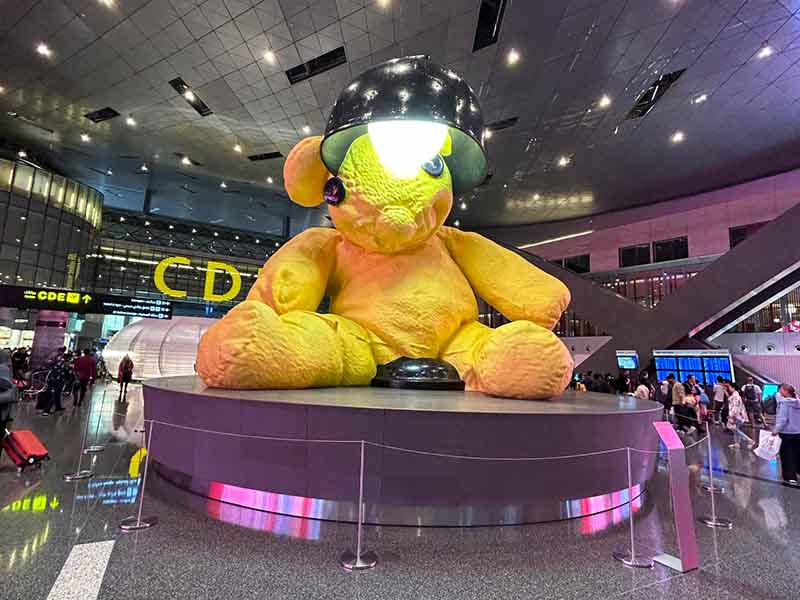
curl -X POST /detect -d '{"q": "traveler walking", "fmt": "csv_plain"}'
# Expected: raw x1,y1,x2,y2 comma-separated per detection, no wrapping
724,380,754,449
118,354,134,398
742,377,767,428
772,383,800,484
73,349,96,407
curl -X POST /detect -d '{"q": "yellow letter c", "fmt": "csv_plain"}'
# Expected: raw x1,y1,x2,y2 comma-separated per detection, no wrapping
154,256,190,298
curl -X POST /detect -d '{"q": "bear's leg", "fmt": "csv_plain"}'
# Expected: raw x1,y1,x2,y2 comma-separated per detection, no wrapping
197,300,376,389
441,320,573,399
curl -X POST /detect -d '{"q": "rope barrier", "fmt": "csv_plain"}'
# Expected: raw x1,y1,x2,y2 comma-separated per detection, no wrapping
143,418,663,462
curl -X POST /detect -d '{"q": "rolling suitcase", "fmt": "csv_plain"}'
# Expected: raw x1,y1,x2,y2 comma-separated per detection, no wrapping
2,429,49,472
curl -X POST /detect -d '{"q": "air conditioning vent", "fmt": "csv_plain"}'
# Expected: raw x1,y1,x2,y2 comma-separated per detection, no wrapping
473,0,508,52
626,69,686,119
286,46,347,85
247,151,283,161
84,107,120,123
168,77,213,116
484,116,518,132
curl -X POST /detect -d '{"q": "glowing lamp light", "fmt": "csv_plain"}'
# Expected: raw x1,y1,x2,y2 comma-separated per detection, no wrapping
367,120,447,179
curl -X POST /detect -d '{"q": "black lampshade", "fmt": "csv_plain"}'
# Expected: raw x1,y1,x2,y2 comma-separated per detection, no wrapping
321,55,487,193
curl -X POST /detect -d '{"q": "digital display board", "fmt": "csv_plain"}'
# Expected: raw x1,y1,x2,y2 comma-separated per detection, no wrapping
615,350,639,370
653,349,734,384
0,285,172,320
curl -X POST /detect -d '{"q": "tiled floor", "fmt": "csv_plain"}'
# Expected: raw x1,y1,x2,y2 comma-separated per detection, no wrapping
0,383,797,599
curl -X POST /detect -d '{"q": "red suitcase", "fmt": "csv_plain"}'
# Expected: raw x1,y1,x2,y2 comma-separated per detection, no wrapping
2,430,49,471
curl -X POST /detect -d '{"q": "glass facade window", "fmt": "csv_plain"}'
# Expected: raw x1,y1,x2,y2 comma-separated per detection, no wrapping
653,236,688,263
0,158,102,287
31,169,51,205
619,243,650,268
0,160,12,192
11,163,34,196
564,254,590,274
729,222,767,248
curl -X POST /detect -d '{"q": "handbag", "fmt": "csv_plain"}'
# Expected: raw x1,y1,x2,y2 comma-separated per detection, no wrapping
754,430,781,460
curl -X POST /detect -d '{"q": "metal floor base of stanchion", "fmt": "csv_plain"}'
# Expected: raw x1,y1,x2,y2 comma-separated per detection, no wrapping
613,551,655,568
340,550,378,571
83,445,106,454
63,470,94,481
119,516,158,531
699,516,733,529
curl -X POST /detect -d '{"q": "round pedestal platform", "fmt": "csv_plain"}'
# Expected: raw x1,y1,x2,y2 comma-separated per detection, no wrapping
143,376,660,526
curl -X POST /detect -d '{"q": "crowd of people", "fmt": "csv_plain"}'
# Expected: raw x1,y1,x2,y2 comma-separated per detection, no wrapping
0,346,135,417
571,368,800,485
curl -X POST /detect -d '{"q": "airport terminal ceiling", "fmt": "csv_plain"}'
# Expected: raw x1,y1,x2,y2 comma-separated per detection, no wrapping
2,1,800,229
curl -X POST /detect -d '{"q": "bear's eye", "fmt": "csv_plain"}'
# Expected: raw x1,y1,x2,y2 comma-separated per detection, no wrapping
324,177,346,205
421,155,444,177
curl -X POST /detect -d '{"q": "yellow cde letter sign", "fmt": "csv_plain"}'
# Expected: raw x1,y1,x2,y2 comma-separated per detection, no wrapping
153,256,242,302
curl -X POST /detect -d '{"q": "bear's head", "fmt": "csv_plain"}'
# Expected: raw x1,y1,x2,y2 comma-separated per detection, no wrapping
283,129,454,254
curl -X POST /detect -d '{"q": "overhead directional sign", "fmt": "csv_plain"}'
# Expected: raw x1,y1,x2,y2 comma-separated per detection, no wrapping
0,285,172,319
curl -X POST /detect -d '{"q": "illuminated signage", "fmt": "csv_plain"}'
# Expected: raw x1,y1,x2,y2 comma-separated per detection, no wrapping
0,285,172,319
154,257,244,303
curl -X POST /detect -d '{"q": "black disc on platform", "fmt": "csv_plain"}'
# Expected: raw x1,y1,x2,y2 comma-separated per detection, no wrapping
370,357,465,391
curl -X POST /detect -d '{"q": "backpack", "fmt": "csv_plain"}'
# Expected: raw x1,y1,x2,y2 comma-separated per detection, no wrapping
743,384,757,402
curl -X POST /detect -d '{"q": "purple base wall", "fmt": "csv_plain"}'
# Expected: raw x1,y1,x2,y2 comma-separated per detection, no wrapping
143,376,661,526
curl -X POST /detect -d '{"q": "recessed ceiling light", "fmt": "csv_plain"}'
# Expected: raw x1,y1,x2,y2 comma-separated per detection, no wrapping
220,181,227,188
266,176,273,184
598,94,611,108
183,90,196,102
119,216,125,222
275,241,280,247
80,133,91,142
17,150,27,158
144,220,150,226
36,43,52,57
670,130,685,143
692,93,707,105
192,228,197,233
503,184,507,188
126,116,136,126
255,239,260,244
453,220,460,227
264,50,276,64
483,128,493,140
459,201,467,210
214,232,218,237
506,48,520,66
169,224,174,229
533,193,540,200
106,169,112,175
301,125,311,134
181,156,191,165
557,155,571,167
235,235,239,240
233,143,242,153
140,164,148,172
757,45,773,59
613,126,619,135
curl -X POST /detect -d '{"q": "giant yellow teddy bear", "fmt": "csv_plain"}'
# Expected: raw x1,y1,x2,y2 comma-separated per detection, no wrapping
196,128,574,399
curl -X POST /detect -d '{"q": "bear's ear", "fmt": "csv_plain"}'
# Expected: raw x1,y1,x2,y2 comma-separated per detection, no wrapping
283,136,330,207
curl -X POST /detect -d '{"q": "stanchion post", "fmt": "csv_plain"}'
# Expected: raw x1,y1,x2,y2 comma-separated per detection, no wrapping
613,447,654,568
119,420,158,531
700,426,726,494
340,440,378,571
699,425,733,529
83,389,107,454
63,392,95,481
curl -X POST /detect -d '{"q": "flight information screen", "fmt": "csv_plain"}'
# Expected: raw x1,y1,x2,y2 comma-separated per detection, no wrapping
654,350,734,384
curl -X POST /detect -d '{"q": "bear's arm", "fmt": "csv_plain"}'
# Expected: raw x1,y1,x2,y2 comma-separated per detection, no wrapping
247,227,340,314
438,226,570,329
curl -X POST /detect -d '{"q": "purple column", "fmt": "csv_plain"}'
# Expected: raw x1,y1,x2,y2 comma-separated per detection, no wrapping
29,310,69,369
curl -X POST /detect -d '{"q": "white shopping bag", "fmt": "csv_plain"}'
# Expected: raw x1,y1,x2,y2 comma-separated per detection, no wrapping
753,430,781,460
